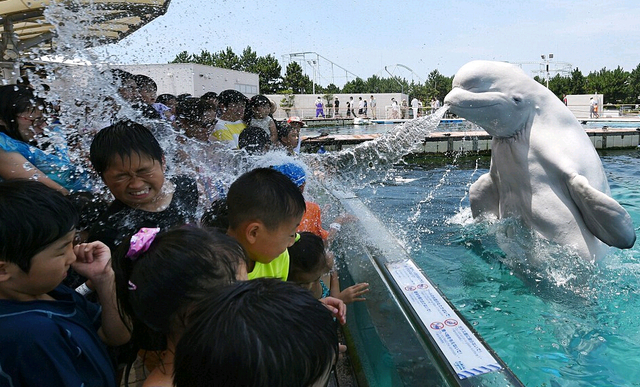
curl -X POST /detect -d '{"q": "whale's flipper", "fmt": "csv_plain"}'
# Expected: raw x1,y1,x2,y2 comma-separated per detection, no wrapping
567,174,636,248
469,173,500,218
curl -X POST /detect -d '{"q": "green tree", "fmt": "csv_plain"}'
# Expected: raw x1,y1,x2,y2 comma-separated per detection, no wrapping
213,47,241,70
427,70,452,102
282,62,312,93
627,63,640,104
568,68,587,95
172,51,192,63
342,77,368,93
254,55,283,93
325,83,341,93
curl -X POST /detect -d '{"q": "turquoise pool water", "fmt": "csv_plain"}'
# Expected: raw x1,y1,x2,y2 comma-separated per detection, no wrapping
356,150,640,386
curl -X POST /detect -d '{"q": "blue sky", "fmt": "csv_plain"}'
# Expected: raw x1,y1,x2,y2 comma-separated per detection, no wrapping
92,0,640,86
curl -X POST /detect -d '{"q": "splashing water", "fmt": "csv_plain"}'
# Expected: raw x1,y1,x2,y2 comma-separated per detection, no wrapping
303,107,448,190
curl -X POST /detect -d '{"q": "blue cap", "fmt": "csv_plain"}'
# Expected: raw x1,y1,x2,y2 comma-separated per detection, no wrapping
271,163,306,187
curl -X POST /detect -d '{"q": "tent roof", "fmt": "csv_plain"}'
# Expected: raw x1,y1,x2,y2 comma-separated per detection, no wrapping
0,0,171,60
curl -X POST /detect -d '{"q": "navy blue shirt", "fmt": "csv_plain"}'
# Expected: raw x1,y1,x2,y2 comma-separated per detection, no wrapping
0,285,116,387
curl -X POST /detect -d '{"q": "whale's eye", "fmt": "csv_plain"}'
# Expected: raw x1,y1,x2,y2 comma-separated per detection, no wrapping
513,96,522,104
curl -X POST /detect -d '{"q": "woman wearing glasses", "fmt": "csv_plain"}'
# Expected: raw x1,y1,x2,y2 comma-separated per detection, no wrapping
0,84,93,194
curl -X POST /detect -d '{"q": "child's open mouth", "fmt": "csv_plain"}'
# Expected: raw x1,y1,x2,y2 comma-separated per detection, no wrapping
130,188,150,197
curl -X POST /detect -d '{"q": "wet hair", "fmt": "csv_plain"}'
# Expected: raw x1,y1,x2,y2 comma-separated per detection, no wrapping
200,91,218,101
287,232,328,284
173,278,338,387
0,180,78,273
175,97,204,123
217,89,248,107
200,198,229,231
113,226,248,350
0,84,44,141
89,120,164,176
238,126,270,154
109,68,135,87
227,168,305,231
156,94,176,106
244,94,272,122
277,121,294,141
133,74,157,92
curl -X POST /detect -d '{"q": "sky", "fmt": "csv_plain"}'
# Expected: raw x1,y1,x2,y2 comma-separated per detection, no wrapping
91,0,640,87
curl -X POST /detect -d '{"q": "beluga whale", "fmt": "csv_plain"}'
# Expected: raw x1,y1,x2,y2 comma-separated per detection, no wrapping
444,60,636,262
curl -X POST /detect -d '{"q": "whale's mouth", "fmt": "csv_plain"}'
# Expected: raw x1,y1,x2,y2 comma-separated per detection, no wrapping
449,101,500,110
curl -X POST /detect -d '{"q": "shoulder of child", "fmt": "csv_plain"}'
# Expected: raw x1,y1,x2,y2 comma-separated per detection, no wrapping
172,175,199,209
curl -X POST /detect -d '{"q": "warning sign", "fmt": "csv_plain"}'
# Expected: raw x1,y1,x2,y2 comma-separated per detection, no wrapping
387,260,502,379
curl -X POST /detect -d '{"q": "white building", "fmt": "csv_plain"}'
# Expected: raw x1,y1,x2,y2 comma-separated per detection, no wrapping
115,63,259,97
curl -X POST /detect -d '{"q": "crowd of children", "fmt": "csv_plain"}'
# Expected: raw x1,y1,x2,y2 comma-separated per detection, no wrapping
0,67,368,386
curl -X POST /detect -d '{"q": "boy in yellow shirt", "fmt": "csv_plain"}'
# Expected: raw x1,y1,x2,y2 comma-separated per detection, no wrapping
226,168,305,280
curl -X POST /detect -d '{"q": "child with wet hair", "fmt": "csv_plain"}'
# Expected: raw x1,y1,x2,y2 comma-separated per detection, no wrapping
276,121,299,155
244,94,278,145
173,278,339,387
210,89,248,148
238,125,270,154
87,120,198,251
113,226,248,387
226,167,306,281
0,180,130,387
288,232,369,303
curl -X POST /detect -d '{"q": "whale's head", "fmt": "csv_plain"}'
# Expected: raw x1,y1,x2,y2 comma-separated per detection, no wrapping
444,60,545,138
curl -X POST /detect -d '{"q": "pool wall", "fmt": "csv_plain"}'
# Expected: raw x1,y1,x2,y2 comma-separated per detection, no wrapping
328,188,525,387
303,128,640,154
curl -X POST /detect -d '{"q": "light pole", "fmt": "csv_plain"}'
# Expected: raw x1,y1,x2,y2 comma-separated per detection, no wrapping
541,53,553,88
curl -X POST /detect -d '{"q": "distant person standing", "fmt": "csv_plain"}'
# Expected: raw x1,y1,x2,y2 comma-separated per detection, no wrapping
390,98,400,119
334,97,340,116
411,97,419,118
563,94,568,106
346,98,351,117
590,97,596,118
350,96,357,117
363,98,368,117
358,97,364,115
370,95,377,119
315,96,325,118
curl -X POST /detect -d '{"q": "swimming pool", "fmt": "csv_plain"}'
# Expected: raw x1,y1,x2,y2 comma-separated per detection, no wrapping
353,149,639,386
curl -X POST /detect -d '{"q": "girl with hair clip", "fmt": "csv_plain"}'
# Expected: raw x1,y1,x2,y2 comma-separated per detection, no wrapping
112,226,248,387
244,94,278,146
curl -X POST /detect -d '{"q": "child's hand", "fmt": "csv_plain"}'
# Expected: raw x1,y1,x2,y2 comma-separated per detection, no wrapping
72,241,113,285
338,283,369,304
320,296,347,325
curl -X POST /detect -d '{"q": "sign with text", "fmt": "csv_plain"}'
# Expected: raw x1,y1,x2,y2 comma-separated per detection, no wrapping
387,260,502,379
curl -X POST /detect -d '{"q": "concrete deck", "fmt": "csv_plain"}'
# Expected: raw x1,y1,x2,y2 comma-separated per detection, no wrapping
301,128,640,154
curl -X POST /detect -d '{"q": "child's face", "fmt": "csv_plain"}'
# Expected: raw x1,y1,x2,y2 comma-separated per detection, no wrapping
101,153,166,210
250,216,301,264
222,101,245,121
253,104,270,118
16,106,46,142
139,86,157,105
3,230,76,298
294,262,328,292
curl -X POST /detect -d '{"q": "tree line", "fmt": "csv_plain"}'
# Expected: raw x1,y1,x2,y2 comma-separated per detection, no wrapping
538,65,640,105
172,47,640,105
